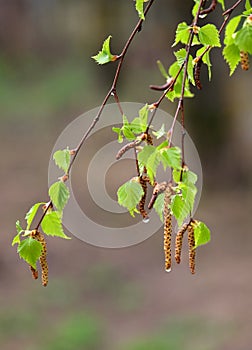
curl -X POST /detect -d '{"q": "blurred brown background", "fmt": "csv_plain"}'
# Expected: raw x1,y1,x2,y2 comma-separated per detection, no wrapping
0,1,251,349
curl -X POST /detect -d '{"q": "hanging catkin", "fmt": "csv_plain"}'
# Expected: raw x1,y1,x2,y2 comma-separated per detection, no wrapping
29,265,38,280
188,222,196,274
175,222,189,264
194,59,203,90
139,176,148,220
32,230,48,286
240,51,249,71
163,184,172,272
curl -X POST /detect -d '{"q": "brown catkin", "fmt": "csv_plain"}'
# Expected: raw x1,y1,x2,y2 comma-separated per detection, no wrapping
240,51,249,71
175,222,189,264
163,184,172,272
139,176,148,220
194,59,202,90
34,231,48,287
29,265,38,280
188,223,196,274
199,0,217,15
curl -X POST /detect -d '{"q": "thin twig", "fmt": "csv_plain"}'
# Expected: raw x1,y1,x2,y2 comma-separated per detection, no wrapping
35,0,155,231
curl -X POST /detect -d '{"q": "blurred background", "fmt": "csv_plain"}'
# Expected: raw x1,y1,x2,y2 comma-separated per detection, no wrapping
0,0,252,349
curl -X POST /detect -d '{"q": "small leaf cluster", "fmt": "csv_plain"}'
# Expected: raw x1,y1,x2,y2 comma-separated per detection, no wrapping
223,7,252,75
92,36,118,65
12,148,72,278
157,20,221,101
113,104,149,143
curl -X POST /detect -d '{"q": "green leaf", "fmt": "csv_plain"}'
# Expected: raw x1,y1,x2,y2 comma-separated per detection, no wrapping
117,179,144,216
17,236,42,269
192,0,200,18
153,192,165,222
224,16,241,46
235,25,252,54
223,44,240,75
199,24,221,47
173,22,190,47
25,202,45,230
157,60,168,79
112,127,123,143
217,0,225,11
53,149,71,173
49,181,70,212
187,54,195,85
193,221,211,248
170,194,190,227
41,212,70,239
174,48,187,66
245,0,251,11
16,220,23,234
12,220,24,246
137,145,160,183
178,182,197,212
152,124,166,139
173,168,197,185
92,36,115,65
160,147,182,170
182,170,198,185
122,125,136,141
135,0,148,20
130,105,149,134
196,46,212,80
138,104,149,126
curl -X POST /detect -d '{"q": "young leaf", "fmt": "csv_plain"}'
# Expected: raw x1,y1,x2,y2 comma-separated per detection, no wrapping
160,147,182,170
182,170,198,185
49,181,70,212
41,212,70,239
217,0,225,11
117,179,144,216
53,149,71,173
12,220,24,246
138,104,149,126
193,220,211,248
199,24,221,47
170,194,190,227
172,22,190,47
152,124,166,139
157,60,168,79
92,36,116,65
135,0,148,20
153,192,165,222
112,127,124,143
178,182,197,212
174,48,187,66
196,46,212,80
187,54,195,85
224,16,241,46
173,168,198,185
17,236,42,269
245,0,251,11
25,202,45,230
223,44,240,75
16,220,23,234
137,145,160,183
234,25,252,54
